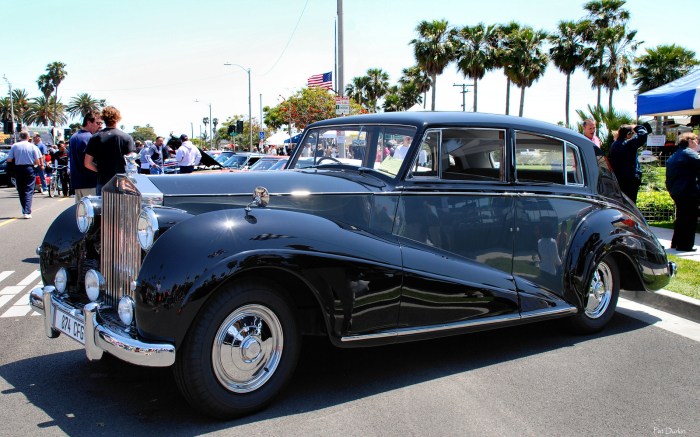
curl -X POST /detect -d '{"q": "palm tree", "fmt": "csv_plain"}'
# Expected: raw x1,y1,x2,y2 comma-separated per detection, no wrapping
383,86,402,112
11,89,30,125
365,68,390,112
452,23,498,112
37,74,53,100
45,61,68,127
493,21,521,115
0,97,11,122
410,19,454,111
600,26,639,109
582,0,631,109
345,76,371,109
66,93,106,118
26,96,67,126
399,66,431,109
548,20,591,127
633,44,699,93
504,26,549,117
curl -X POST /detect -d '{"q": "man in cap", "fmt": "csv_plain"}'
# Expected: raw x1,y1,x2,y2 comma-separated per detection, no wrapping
175,134,201,174
32,133,48,192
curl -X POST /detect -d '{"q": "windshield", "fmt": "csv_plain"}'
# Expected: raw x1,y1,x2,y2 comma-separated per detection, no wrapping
222,154,250,168
289,125,417,178
250,158,282,171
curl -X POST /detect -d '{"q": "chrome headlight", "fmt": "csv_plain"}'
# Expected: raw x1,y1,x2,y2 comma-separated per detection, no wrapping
76,196,101,233
54,267,67,293
137,207,159,250
118,296,135,325
84,269,105,302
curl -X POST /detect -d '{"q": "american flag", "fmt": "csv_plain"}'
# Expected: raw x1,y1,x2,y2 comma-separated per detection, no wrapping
307,72,333,90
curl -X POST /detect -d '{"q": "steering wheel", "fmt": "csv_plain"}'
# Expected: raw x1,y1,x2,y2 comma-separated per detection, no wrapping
316,156,341,164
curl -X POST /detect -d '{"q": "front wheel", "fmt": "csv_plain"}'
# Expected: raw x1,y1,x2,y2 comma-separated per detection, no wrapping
173,280,300,419
570,256,619,334
48,176,57,197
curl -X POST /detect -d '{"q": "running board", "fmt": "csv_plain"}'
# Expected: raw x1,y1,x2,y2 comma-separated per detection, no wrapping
340,305,577,343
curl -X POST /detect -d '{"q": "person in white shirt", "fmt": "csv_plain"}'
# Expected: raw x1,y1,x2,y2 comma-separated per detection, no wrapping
175,134,201,174
393,135,412,160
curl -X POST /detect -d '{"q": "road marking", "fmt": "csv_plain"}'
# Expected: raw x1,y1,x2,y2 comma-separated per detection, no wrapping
0,286,25,295
18,270,40,286
618,297,700,343
0,218,19,227
0,271,14,283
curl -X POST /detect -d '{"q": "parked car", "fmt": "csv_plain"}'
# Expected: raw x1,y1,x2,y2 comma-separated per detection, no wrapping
247,155,287,171
220,152,264,170
30,112,675,419
0,151,11,186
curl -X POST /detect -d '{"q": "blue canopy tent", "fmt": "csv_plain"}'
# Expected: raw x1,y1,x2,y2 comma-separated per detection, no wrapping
283,133,303,144
637,68,700,117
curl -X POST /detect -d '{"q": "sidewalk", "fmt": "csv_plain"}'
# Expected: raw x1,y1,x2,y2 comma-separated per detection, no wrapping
620,226,700,323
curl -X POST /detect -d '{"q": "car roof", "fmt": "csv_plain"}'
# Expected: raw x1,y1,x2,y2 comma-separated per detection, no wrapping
307,111,589,145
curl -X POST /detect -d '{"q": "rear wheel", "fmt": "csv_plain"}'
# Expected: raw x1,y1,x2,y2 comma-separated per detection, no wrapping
570,256,619,333
173,280,300,419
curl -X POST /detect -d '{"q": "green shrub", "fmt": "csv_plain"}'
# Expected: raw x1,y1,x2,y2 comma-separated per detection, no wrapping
637,190,675,222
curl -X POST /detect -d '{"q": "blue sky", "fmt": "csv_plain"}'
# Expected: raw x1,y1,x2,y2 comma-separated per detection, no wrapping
3,0,697,137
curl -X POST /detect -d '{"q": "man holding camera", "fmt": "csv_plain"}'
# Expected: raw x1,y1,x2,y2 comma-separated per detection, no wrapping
608,124,650,203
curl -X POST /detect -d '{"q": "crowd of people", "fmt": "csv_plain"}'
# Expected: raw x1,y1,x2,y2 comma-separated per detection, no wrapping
582,117,700,252
5,105,205,218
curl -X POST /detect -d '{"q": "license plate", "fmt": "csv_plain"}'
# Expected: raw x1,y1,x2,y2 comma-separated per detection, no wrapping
54,308,86,345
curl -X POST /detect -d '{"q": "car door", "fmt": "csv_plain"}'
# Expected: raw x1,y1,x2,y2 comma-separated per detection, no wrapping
394,127,519,328
511,130,597,310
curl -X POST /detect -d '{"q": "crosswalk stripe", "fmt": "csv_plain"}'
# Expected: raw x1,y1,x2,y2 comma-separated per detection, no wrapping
0,295,15,308
1,285,25,295
0,271,14,284
18,270,40,286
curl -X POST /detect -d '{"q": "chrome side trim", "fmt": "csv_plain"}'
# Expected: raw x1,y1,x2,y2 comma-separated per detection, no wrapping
340,305,577,343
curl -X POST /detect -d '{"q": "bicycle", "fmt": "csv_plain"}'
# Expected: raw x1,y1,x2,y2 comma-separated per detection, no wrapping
48,165,68,198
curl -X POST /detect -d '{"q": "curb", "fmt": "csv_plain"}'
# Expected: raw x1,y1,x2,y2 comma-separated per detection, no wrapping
620,288,700,323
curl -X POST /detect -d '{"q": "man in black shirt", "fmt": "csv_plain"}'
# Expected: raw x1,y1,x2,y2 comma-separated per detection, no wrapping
84,106,134,195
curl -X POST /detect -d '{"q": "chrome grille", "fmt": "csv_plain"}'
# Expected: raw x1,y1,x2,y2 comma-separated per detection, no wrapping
101,177,141,307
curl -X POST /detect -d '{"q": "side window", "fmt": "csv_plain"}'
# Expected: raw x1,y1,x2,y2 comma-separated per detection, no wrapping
408,131,439,177
515,132,568,185
438,128,505,181
565,143,584,185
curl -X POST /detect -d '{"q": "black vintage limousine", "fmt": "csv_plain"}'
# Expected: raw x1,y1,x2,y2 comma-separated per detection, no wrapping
30,112,675,419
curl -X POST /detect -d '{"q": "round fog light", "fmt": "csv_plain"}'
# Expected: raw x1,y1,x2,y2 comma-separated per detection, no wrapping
54,268,67,293
84,269,105,302
118,296,135,325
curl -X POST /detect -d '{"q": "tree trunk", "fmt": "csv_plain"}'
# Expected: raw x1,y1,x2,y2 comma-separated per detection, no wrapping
473,77,478,112
519,86,525,117
423,91,427,109
431,74,437,111
608,88,614,112
565,73,571,128
505,77,511,115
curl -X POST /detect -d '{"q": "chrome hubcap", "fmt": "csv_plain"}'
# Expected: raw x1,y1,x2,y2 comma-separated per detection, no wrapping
212,304,283,393
585,261,613,319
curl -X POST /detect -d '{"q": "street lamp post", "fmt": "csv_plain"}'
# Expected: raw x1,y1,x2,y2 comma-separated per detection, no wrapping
224,63,252,152
194,100,213,149
3,75,16,143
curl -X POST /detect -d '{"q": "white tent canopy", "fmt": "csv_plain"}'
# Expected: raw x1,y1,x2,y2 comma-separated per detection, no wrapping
265,131,293,145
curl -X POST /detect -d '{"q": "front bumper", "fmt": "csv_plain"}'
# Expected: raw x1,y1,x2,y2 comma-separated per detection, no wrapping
29,285,175,367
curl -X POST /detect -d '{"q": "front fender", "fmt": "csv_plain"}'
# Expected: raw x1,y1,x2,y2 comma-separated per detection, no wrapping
134,207,403,346
565,207,670,308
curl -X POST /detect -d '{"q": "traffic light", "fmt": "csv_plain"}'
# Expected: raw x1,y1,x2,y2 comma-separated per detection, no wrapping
227,124,235,136
236,120,244,134
2,120,11,134
64,128,72,140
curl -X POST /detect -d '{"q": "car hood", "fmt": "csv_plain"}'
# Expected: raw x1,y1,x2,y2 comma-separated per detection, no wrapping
147,168,389,198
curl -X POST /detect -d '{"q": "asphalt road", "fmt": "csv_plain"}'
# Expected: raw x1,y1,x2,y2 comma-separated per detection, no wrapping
0,186,698,437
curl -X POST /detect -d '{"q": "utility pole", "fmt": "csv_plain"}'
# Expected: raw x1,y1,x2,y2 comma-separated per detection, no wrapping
337,0,344,96
452,83,474,112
